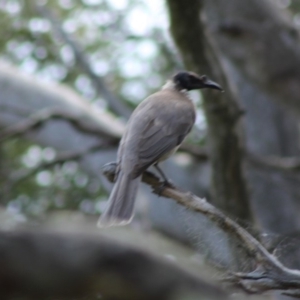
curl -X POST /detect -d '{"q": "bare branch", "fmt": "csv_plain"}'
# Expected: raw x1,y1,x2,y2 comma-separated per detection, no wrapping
0,108,119,143
103,162,300,295
35,4,132,118
179,144,300,173
247,153,300,172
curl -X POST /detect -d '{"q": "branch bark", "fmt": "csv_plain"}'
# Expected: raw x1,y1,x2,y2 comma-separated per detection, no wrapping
103,162,300,295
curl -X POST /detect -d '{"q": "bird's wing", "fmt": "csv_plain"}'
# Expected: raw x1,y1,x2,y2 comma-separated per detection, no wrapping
139,117,186,159
118,90,196,177
133,101,195,175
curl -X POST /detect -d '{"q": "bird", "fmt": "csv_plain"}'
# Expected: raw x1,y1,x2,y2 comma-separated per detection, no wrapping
98,71,223,227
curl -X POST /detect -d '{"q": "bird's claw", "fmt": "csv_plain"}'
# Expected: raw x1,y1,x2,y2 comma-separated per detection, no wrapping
154,179,176,196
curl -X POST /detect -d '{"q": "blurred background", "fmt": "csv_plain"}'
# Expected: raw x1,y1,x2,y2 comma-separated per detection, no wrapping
0,0,175,222
2,1,300,297
0,0,211,230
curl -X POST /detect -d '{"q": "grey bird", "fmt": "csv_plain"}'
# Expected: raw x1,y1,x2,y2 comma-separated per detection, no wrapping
98,71,223,227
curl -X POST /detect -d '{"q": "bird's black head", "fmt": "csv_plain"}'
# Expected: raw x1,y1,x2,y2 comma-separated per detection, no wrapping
172,71,223,92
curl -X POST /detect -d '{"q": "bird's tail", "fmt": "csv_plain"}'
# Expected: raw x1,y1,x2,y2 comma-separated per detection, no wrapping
97,170,140,227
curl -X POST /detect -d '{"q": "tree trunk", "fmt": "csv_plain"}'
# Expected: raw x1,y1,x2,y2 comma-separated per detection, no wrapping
201,0,300,234
166,0,253,224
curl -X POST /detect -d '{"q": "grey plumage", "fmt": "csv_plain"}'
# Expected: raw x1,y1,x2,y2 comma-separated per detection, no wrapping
99,170,139,225
98,71,222,227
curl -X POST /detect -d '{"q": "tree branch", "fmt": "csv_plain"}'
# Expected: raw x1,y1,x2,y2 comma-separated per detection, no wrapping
0,108,119,144
102,162,300,295
247,153,300,172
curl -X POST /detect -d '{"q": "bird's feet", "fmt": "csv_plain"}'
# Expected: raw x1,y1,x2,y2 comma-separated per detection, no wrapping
154,179,176,196
152,164,176,195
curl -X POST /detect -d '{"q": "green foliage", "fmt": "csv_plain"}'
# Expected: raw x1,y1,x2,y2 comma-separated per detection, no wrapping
0,139,106,219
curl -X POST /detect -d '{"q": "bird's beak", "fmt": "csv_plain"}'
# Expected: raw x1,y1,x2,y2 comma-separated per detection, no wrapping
203,78,223,91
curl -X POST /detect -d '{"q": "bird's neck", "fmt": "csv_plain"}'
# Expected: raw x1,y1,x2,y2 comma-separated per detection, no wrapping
162,80,188,95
